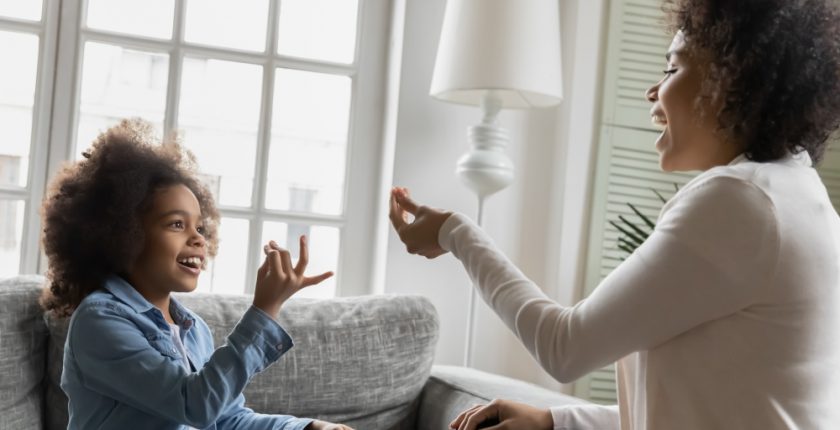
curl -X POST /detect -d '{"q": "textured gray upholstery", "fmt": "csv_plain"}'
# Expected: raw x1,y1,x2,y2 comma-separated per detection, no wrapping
1,275,589,430
417,366,589,430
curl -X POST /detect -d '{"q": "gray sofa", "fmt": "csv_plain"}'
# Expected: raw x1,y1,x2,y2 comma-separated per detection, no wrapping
0,275,588,429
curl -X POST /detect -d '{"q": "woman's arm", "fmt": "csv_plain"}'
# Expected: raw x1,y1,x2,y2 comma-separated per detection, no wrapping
391,175,780,382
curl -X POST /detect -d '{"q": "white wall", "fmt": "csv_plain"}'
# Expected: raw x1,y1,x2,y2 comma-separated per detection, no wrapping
382,0,607,392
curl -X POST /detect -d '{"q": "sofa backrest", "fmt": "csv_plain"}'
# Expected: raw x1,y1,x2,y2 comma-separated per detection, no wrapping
0,275,49,430
2,275,439,430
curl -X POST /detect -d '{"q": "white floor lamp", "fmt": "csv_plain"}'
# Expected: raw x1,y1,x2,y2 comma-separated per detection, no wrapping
429,0,564,368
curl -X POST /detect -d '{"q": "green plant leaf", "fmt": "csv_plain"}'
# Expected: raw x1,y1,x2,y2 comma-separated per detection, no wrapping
651,188,667,204
618,214,650,240
609,220,645,246
618,244,635,255
627,203,656,230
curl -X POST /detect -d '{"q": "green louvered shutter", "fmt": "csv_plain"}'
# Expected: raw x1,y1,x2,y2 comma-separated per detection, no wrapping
817,141,840,208
577,0,840,405
573,0,694,404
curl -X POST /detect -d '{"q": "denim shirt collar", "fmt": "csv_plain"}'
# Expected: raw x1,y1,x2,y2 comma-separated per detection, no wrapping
103,274,195,331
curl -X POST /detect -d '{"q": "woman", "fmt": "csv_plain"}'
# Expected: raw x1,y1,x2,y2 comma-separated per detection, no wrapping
390,0,840,428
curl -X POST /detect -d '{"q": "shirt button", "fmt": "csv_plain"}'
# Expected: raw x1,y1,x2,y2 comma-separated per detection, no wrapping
276,343,284,351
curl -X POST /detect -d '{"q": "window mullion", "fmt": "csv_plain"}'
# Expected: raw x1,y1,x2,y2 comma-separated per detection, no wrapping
242,0,281,295
23,0,62,275
164,0,186,136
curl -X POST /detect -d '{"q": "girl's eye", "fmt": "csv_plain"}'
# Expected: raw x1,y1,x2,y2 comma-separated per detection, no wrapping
197,226,206,236
171,220,184,229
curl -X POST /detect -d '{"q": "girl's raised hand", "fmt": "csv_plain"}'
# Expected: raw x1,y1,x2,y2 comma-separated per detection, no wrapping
389,187,452,259
252,235,333,319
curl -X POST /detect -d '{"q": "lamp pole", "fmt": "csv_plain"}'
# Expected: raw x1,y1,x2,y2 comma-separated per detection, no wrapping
456,92,514,367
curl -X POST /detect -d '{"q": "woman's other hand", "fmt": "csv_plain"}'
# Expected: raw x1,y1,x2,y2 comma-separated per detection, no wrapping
450,399,553,430
389,187,452,259
252,236,333,319
306,420,354,430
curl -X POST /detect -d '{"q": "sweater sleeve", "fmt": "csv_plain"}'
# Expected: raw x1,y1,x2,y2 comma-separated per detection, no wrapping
438,175,780,383
551,404,620,429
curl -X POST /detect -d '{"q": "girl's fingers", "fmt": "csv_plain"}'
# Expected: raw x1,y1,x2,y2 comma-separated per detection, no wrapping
269,241,295,277
257,245,271,278
294,235,309,276
266,250,285,281
302,271,334,287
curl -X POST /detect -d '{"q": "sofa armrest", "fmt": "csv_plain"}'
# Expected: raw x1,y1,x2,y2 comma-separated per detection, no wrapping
415,365,590,430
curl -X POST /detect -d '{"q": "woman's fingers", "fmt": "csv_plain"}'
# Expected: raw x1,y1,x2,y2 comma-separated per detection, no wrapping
394,188,420,214
294,235,309,276
389,189,409,231
460,404,499,430
451,405,483,429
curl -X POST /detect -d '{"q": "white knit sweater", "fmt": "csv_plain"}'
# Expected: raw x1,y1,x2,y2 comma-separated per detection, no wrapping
438,152,840,429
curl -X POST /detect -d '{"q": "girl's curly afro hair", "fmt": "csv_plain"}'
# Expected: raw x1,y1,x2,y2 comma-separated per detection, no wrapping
40,119,220,317
666,0,840,164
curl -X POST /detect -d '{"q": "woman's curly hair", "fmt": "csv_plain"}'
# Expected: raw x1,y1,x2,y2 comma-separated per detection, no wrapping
666,0,840,164
40,119,220,317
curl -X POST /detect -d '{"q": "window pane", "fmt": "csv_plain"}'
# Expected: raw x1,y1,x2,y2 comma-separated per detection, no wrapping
86,0,174,39
197,217,249,294
277,0,358,64
179,57,262,207
0,200,25,278
261,221,339,298
0,31,38,188
265,69,351,215
0,0,41,21
184,0,268,52
76,43,168,157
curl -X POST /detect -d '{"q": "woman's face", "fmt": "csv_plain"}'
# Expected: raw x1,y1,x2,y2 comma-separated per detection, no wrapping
646,31,740,171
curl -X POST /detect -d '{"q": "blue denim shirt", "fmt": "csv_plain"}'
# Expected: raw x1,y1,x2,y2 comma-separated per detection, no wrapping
61,275,313,430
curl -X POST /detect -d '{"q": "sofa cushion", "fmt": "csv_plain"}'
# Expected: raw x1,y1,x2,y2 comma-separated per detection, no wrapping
44,289,439,430
416,365,590,430
0,275,49,430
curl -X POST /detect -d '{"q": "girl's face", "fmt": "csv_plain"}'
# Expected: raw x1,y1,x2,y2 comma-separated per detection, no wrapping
645,31,740,171
126,184,207,298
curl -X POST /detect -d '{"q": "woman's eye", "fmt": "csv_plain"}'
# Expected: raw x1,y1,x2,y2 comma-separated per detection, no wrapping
663,68,677,75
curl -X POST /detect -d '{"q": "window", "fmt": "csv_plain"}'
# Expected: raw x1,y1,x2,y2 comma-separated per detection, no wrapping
1,0,390,298
0,1,56,278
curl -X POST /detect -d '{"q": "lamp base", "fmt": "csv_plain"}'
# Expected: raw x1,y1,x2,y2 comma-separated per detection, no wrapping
456,121,514,198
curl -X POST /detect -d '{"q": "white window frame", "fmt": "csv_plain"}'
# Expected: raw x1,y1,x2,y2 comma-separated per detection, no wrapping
0,0,60,276
26,0,392,296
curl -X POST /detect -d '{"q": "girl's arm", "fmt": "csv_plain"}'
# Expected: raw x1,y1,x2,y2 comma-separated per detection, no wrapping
68,303,308,429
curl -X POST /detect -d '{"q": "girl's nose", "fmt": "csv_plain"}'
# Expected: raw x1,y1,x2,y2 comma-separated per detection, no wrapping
190,230,206,247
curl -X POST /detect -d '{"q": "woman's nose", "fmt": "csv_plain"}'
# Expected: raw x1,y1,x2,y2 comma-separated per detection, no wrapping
645,83,659,103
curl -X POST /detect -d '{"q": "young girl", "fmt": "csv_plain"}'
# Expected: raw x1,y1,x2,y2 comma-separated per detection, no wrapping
40,119,352,430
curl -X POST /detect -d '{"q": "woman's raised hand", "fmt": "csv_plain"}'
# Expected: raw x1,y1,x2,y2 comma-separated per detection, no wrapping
252,236,333,319
389,187,452,259
450,399,553,430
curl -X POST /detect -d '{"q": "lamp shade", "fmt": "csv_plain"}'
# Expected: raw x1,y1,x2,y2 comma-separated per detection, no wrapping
430,0,563,109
